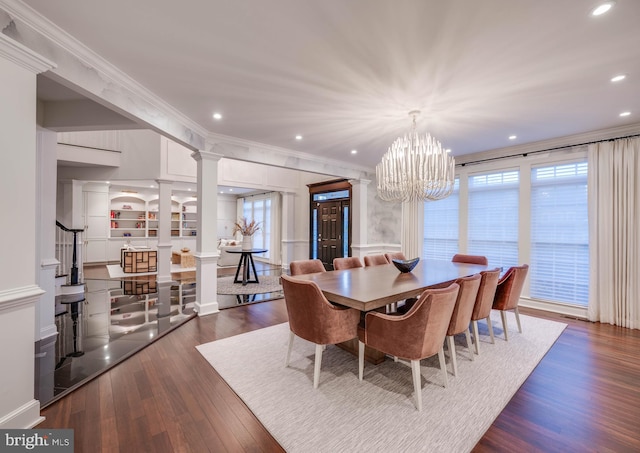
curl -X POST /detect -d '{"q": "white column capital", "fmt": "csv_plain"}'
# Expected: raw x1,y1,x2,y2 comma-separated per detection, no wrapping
349,178,371,187
191,150,223,163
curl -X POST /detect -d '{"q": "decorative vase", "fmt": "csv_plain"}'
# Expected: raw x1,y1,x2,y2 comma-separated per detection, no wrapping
242,235,253,250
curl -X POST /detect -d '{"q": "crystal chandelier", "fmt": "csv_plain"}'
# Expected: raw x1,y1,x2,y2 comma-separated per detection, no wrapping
376,110,455,202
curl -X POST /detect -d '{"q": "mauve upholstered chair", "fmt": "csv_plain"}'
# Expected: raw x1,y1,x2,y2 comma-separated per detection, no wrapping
470,268,501,354
333,256,363,270
384,252,406,263
364,254,389,267
445,274,481,376
281,274,360,389
357,283,459,411
492,264,529,341
289,259,326,276
451,253,489,266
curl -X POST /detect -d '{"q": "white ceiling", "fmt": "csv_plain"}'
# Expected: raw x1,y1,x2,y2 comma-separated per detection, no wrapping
24,0,640,169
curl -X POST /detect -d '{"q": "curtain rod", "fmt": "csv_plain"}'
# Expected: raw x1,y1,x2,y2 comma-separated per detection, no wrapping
457,133,640,167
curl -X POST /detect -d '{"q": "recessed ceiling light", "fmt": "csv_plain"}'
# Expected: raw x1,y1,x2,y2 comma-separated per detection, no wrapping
591,2,615,16
620,111,631,117
509,135,517,140
229,188,233,191
187,188,191,191
212,112,222,120
295,135,303,140
106,181,110,184
149,185,155,188
611,74,626,82
351,149,357,154
445,149,452,153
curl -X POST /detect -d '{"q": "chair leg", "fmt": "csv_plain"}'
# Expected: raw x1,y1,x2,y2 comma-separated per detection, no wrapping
446,335,458,376
411,359,422,412
464,328,474,361
486,316,495,344
472,320,480,355
514,307,522,333
285,331,295,367
313,344,323,389
500,310,509,341
358,341,365,381
437,347,448,388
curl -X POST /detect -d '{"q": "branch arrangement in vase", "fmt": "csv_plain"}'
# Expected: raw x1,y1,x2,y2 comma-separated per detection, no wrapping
232,217,261,236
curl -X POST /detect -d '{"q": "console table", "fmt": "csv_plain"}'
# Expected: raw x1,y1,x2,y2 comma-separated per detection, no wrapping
226,249,268,286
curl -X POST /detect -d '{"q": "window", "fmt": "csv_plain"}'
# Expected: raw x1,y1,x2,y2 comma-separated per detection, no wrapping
530,162,588,305
243,196,271,258
468,170,519,269
423,179,459,259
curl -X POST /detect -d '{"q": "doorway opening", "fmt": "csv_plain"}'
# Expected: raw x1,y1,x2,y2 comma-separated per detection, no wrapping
308,180,351,270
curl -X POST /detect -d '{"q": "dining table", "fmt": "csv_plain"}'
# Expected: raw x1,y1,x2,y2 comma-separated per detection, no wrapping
288,258,491,312
288,258,491,364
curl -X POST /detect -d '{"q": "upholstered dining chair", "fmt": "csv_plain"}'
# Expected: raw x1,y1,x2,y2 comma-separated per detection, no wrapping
281,274,360,389
492,264,529,341
333,256,363,270
357,283,459,411
363,254,389,267
451,253,489,266
289,259,326,276
470,268,501,354
384,251,406,263
445,274,481,377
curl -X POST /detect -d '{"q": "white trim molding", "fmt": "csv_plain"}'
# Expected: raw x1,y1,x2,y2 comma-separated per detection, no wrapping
520,297,588,320
0,285,45,313
0,399,43,429
0,31,55,73
40,258,59,270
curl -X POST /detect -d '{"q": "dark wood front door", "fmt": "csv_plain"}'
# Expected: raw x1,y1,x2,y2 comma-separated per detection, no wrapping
318,201,341,268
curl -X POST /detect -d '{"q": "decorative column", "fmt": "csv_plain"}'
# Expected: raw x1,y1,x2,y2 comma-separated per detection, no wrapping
191,150,222,316
0,33,54,428
349,179,370,259
155,179,173,283
35,128,59,341
401,200,424,259
281,191,296,269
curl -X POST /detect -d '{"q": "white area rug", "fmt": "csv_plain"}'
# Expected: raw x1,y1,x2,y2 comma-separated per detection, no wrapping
106,264,195,278
216,275,282,295
196,312,566,453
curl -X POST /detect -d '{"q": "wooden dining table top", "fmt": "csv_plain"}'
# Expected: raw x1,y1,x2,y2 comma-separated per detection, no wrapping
288,258,492,312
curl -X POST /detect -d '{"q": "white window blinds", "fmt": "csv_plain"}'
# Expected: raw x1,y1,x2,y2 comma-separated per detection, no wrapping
530,162,588,305
468,170,519,269
423,179,459,260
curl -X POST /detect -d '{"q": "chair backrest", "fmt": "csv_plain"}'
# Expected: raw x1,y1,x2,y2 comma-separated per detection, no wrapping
281,274,358,344
447,273,482,336
364,254,389,267
492,264,529,311
471,268,501,321
289,259,326,276
333,256,363,270
384,252,406,263
364,283,459,361
471,267,500,321
451,253,489,266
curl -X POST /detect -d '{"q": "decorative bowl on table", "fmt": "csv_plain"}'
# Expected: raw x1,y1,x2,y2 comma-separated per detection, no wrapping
392,257,420,273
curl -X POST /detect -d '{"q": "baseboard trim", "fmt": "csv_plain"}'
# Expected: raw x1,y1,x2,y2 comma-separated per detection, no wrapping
0,399,44,429
520,297,588,319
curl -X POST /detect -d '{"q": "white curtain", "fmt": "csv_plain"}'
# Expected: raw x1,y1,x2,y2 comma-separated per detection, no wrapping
588,137,640,329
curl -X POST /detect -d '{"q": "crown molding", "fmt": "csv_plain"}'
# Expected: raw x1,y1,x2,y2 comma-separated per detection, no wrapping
456,122,640,165
0,0,208,139
0,31,54,73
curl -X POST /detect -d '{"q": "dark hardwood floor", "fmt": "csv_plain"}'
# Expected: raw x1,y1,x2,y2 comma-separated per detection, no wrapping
38,302,640,452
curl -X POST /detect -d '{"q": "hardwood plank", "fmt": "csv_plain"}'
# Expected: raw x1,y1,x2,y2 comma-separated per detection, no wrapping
38,300,640,452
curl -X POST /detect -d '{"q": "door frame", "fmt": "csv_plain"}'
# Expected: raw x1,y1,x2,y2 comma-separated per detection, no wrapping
308,179,352,269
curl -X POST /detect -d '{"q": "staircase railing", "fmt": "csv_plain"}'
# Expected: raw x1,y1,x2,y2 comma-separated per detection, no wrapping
55,221,85,285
